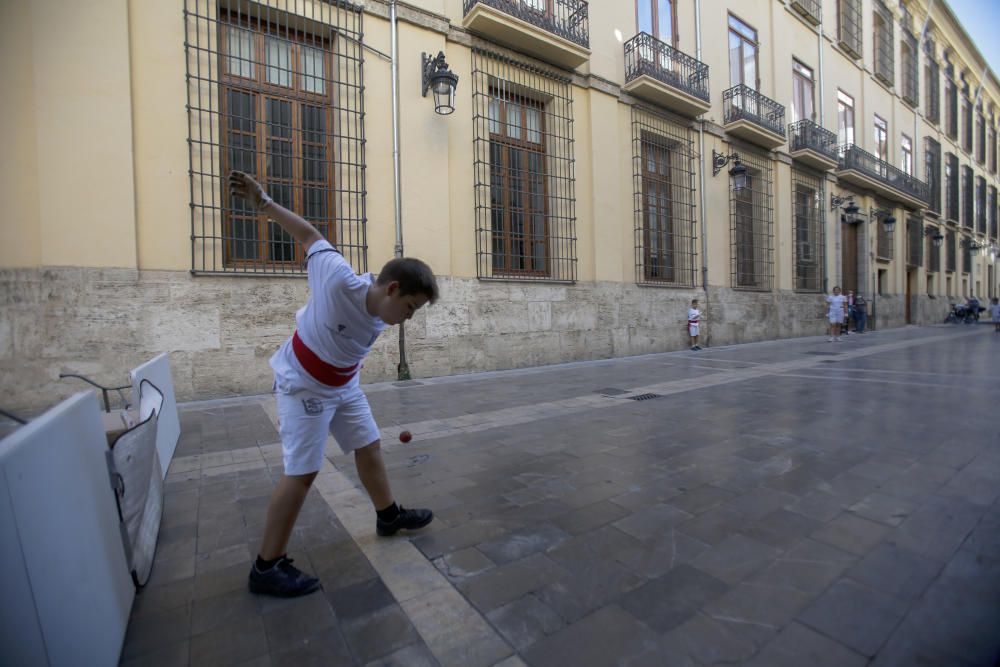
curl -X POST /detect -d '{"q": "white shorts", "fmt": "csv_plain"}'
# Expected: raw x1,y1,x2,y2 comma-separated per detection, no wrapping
274,380,380,476
688,324,700,337
828,312,842,324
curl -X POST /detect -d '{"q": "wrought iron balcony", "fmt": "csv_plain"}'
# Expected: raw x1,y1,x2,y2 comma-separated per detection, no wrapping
837,144,930,208
723,85,785,148
789,0,822,25
463,0,589,49
788,120,838,169
625,33,708,101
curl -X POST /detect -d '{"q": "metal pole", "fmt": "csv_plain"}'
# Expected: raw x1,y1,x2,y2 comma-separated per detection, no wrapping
389,0,411,379
695,0,710,345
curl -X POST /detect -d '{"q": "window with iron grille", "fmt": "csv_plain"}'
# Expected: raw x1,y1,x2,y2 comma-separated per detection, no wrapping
924,52,939,124
873,1,894,87
906,216,922,267
927,227,940,273
901,30,918,106
991,126,997,174
791,168,824,292
962,95,973,152
989,186,998,240
946,228,956,272
961,165,973,228
945,152,958,222
944,58,958,139
976,107,986,164
631,108,697,287
924,138,941,214
876,202,894,260
961,236,972,273
472,48,577,282
184,0,366,275
976,176,986,234
730,147,773,290
837,0,862,58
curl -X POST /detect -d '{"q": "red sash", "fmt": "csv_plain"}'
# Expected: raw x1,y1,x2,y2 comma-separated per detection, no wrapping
291,331,358,387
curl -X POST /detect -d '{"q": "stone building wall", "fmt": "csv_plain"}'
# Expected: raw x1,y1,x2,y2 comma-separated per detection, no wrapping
0,267,884,413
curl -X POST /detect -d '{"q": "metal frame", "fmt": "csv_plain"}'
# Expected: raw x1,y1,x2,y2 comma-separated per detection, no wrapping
729,145,774,291
791,167,825,292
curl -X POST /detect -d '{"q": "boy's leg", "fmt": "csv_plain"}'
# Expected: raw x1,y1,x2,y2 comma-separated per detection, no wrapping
258,472,318,560
331,388,434,536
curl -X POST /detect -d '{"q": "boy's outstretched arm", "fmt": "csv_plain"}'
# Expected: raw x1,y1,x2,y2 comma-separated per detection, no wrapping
228,171,323,248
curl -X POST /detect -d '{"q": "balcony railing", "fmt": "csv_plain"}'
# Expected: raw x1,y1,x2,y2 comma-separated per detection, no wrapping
838,144,930,204
624,33,709,102
789,0,822,25
463,0,590,49
723,85,785,138
789,120,838,162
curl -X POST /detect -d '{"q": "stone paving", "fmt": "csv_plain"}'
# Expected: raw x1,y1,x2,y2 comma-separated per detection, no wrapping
120,325,1000,666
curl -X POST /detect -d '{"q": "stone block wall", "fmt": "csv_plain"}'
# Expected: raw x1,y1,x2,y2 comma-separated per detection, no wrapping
3,268,862,413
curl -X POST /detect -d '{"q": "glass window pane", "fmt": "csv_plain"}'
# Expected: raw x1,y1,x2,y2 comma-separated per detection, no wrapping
507,102,522,140
525,107,541,143
301,46,325,94
226,27,254,79
265,37,292,87
729,33,742,86
637,0,653,34
657,0,673,42
744,43,757,89
489,98,501,134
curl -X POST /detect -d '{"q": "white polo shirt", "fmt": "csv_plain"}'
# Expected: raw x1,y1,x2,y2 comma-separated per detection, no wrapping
270,240,386,396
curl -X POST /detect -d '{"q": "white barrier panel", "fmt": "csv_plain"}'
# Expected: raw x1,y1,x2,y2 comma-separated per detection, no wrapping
0,392,133,666
130,353,180,479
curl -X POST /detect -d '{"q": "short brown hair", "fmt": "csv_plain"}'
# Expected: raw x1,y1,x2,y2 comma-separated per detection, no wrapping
376,257,439,304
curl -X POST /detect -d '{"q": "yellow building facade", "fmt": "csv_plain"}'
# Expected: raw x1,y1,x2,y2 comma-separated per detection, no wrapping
2,0,998,411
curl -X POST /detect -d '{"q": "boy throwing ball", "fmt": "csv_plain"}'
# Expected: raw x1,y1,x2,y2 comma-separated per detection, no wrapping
229,171,438,598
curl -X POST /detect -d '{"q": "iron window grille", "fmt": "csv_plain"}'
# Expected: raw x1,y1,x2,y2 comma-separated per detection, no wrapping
789,0,822,25
962,96,973,153
990,127,997,174
901,30,918,106
944,57,958,139
925,56,939,124
723,85,786,138
961,236,972,273
463,0,590,50
989,186,998,240
976,176,986,234
631,107,698,287
184,0,366,276
945,152,959,222
946,228,956,272
961,165,973,229
906,216,922,268
924,138,941,215
837,0,862,59
927,227,941,273
791,168,825,292
472,47,577,282
730,146,774,290
976,109,986,164
623,32,710,103
876,201,894,261
873,1,894,87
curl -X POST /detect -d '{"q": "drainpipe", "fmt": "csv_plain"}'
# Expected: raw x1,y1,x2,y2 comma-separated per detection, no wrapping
390,0,411,380
818,11,830,293
695,0,709,341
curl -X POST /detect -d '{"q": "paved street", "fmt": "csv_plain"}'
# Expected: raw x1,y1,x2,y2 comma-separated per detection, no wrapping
121,324,1000,667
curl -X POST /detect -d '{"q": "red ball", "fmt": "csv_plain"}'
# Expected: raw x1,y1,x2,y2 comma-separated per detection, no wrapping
399,430,412,443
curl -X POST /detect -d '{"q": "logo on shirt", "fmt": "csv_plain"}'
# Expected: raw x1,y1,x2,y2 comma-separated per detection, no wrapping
302,398,323,415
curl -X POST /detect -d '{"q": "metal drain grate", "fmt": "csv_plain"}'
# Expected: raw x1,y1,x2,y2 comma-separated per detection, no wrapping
628,393,663,401
596,387,629,396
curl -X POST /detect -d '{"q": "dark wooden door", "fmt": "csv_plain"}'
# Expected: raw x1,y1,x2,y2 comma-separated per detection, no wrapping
842,222,859,293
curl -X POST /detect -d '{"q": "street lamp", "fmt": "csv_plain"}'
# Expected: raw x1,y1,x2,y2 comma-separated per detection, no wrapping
831,193,861,223
924,226,944,248
870,207,896,233
712,150,748,192
421,51,459,115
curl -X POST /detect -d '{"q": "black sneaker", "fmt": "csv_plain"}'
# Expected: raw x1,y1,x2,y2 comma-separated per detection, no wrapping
377,506,433,536
248,557,320,597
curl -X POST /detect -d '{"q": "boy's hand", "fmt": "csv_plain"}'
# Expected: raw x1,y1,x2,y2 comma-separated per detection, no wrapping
228,171,271,210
